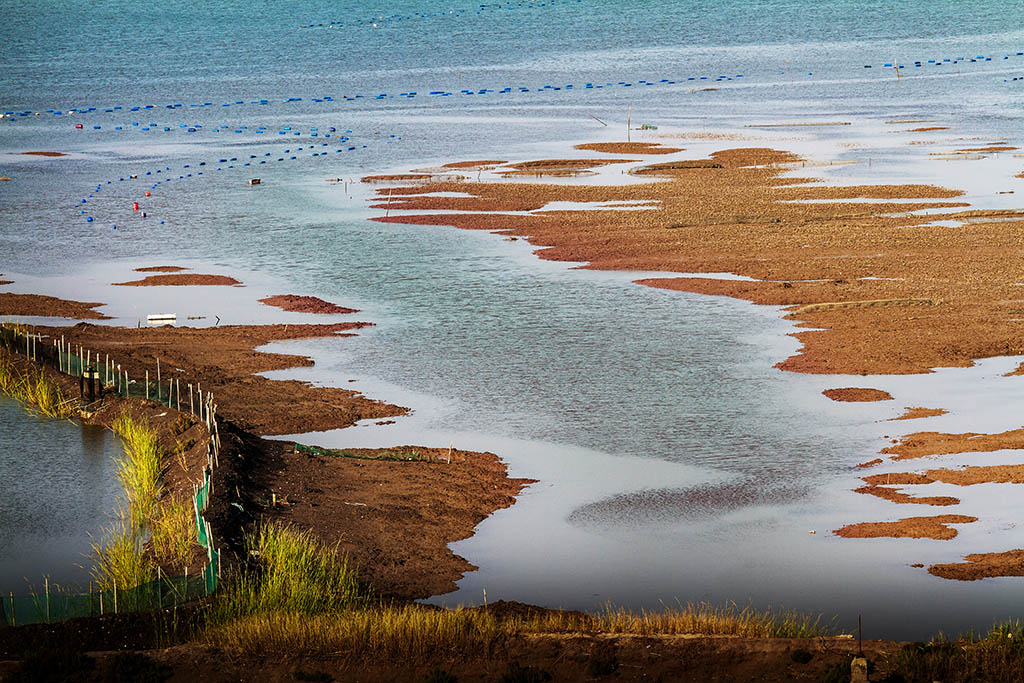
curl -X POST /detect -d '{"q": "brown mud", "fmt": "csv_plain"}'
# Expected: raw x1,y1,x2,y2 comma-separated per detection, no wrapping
113,274,242,287
0,293,110,319
259,294,358,314
929,549,1024,580
574,141,683,154
891,406,948,420
822,387,893,402
134,265,189,273
834,515,977,540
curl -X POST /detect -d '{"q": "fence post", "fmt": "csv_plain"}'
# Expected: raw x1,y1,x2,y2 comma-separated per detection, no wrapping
157,566,162,609
9,592,13,627
145,371,149,400
113,578,117,614
45,577,49,624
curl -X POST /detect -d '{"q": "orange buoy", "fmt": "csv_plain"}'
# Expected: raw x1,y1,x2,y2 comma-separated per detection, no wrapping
144,191,151,197
132,202,139,211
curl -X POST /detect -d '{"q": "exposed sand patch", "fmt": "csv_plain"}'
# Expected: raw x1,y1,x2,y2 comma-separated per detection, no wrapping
834,515,976,540
822,387,893,402
21,151,67,157
114,274,242,287
906,127,949,132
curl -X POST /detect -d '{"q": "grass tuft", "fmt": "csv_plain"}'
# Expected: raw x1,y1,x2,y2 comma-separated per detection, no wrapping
0,356,74,418
90,516,154,591
112,412,163,531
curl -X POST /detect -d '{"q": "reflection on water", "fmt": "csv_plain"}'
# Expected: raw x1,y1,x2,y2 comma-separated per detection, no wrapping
0,398,121,592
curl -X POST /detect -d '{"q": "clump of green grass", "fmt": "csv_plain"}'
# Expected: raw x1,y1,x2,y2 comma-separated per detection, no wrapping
90,516,154,592
210,522,363,625
112,412,164,530
150,495,196,569
885,622,1024,682
0,356,73,418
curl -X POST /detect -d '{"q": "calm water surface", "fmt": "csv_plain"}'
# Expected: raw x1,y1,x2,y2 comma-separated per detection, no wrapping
3,0,1024,638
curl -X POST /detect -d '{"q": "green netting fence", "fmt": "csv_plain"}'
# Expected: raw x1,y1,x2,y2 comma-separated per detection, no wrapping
0,323,224,626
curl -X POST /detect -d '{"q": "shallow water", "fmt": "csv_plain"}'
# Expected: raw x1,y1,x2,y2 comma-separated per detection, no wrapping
0,397,122,593
3,0,1024,638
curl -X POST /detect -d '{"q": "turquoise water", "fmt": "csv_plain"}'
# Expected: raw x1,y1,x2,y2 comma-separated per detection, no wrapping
3,0,1024,638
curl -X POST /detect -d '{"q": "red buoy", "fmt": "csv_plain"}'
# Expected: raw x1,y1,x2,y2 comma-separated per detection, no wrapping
75,123,83,129
132,202,139,211
144,191,151,197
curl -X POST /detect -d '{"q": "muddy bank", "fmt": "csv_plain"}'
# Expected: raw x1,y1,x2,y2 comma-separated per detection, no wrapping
369,146,1015,377
38,321,402,436
267,444,532,599
0,292,110,319
891,407,948,421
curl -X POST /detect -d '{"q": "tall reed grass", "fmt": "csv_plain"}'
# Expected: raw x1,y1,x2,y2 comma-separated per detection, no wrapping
112,412,163,530
90,515,155,591
885,621,1024,682
151,495,196,569
210,522,363,624
0,355,73,418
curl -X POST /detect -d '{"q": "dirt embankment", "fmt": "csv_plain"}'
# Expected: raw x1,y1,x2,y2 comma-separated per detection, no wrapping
40,321,401,436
